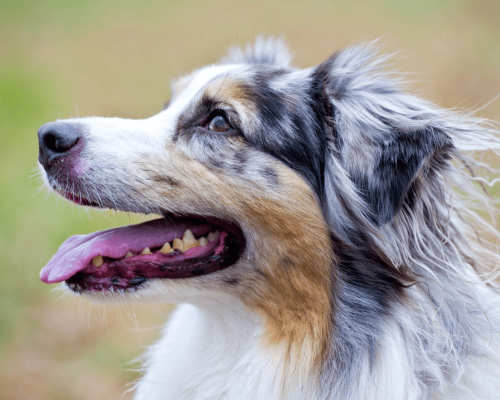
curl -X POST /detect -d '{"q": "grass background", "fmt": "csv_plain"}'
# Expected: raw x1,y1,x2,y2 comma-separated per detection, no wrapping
1,0,499,399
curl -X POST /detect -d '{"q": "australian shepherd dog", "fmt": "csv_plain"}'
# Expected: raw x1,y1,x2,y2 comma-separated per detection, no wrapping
37,38,500,399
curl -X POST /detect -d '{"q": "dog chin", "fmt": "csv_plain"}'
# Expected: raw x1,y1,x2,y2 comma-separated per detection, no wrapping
61,276,223,304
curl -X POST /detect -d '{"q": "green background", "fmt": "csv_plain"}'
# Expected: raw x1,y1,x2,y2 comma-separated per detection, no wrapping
1,0,499,398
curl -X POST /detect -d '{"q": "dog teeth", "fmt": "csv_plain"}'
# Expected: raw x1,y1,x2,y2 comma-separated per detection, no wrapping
118,230,218,259
182,229,199,251
207,231,220,242
92,255,104,267
159,242,173,254
159,231,212,254
173,238,184,251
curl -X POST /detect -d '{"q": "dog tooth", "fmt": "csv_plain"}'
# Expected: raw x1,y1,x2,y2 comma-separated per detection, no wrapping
198,237,208,247
125,252,133,258
173,238,184,251
159,242,173,254
141,247,151,255
207,230,220,242
92,255,104,267
182,229,198,251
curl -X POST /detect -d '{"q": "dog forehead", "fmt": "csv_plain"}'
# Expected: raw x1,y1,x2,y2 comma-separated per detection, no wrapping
166,64,241,116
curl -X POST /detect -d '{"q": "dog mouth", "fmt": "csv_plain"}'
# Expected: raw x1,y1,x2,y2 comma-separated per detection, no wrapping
41,190,245,292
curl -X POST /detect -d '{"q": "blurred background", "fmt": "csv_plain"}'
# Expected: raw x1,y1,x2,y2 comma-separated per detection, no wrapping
1,0,499,399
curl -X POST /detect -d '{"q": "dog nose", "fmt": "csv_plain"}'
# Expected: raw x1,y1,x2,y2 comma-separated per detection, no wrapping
38,122,82,169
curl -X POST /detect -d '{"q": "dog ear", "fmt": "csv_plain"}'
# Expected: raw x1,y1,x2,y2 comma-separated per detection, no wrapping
312,45,453,226
220,36,292,67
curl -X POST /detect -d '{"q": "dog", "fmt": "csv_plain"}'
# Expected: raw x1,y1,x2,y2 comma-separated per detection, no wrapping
37,37,500,399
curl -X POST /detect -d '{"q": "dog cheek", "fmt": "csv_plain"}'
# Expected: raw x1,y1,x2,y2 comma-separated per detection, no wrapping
231,166,335,372
142,150,334,350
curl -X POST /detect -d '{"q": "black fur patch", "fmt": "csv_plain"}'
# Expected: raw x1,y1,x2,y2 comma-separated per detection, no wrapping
310,56,340,155
223,278,239,286
262,166,279,187
311,55,453,225
329,230,415,374
150,174,181,187
233,150,248,175
352,128,452,225
175,96,223,141
238,68,327,196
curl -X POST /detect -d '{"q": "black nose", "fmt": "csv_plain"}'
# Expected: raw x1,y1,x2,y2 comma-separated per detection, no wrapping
38,122,82,169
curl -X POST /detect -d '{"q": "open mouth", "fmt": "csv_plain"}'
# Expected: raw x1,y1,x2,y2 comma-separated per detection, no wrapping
41,210,245,293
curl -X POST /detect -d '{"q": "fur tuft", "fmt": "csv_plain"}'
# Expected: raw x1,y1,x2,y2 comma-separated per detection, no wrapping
221,36,293,67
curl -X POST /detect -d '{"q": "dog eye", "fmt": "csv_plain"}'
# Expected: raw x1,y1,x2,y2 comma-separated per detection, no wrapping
207,114,231,133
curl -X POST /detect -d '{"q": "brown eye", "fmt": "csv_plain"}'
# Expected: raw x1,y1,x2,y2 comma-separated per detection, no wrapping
208,114,231,133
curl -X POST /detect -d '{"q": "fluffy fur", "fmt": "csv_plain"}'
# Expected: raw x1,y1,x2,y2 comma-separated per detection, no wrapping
38,37,500,400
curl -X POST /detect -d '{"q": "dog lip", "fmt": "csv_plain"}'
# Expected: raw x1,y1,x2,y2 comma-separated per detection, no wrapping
61,191,100,207
51,185,103,208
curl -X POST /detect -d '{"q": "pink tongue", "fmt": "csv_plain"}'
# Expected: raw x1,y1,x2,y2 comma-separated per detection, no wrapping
40,218,212,284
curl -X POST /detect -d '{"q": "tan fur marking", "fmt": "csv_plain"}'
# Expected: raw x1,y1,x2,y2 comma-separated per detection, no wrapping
137,147,336,391
204,78,258,121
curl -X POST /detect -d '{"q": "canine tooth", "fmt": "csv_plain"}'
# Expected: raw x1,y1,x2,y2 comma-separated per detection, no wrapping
141,247,151,255
198,237,208,247
159,242,173,254
173,238,184,251
182,229,198,251
207,230,220,242
125,252,133,258
92,255,104,267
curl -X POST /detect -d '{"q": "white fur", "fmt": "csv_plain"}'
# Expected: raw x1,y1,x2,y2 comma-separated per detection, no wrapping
134,301,286,400
134,297,500,400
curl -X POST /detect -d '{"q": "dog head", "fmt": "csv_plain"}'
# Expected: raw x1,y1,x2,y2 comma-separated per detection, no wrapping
38,38,454,364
